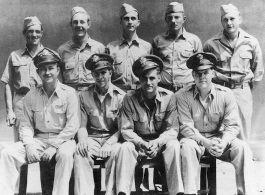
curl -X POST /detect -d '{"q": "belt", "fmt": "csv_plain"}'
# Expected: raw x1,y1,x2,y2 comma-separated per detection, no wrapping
66,83,93,91
115,83,138,90
215,82,249,89
158,83,185,92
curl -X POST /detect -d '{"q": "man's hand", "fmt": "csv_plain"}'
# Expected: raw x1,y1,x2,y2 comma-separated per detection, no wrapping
41,147,57,162
99,143,111,158
76,140,100,158
204,138,227,157
26,145,41,164
6,110,16,127
146,140,159,159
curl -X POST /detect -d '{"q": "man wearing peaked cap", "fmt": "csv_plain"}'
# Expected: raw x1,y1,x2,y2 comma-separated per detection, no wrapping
0,16,44,195
116,55,184,195
0,47,80,194
58,6,105,93
203,4,264,142
74,53,125,195
106,3,152,92
152,2,202,93
176,52,257,195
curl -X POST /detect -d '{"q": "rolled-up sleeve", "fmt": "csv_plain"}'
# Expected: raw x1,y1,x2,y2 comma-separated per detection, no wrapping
251,39,264,81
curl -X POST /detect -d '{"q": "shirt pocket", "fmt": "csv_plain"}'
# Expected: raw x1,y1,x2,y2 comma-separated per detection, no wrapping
33,108,44,129
239,51,252,70
106,109,118,120
12,59,28,78
210,112,221,123
132,113,148,133
63,58,76,81
113,55,124,77
52,103,67,127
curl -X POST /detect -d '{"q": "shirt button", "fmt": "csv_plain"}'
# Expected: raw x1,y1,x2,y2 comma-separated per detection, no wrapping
47,121,49,123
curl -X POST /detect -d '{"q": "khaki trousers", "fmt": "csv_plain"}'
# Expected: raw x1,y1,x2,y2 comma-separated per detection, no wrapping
0,138,76,195
116,140,184,195
180,138,257,195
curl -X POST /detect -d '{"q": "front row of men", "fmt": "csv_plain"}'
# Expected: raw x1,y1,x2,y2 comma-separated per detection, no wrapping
0,50,257,195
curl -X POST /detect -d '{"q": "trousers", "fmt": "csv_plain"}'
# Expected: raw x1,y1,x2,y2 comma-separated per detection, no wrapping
116,140,184,195
0,138,76,195
180,138,256,195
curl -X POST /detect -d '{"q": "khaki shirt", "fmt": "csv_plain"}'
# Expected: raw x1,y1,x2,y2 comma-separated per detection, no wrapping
1,45,43,93
120,87,178,147
203,29,264,84
176,84,240,144
20,81,80,148
58,37,105,86
107,35,152,91
152,28,202,86
79,83,125,138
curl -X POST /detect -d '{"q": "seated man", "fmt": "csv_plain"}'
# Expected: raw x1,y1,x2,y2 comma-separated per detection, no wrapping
116,55,184,195
176,52,257,195
0,48,80,195
74,54,125,195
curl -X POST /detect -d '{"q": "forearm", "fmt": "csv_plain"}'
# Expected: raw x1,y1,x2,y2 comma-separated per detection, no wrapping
5,83,14,113
156,128,178,147
105,130,120,145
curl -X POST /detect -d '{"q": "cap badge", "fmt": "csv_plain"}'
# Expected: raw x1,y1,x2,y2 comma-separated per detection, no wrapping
197,54,203,60
92,55,99,63
139,57,147,65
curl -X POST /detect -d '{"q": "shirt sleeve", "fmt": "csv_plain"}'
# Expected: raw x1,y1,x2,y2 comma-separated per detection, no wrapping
49,90,81,148
1,54,13,84
156,94,179,147
194,36,203,53
251,39,264,82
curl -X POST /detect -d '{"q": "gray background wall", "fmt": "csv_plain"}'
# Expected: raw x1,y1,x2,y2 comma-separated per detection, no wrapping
0,0,264,141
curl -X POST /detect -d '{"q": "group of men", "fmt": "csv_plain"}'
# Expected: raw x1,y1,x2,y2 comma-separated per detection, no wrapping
0,1,263,195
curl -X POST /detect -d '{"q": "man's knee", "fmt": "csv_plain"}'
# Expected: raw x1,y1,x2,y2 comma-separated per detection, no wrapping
165,139,180,152
231,139,253,156
180,138,198,155
119,142,135,153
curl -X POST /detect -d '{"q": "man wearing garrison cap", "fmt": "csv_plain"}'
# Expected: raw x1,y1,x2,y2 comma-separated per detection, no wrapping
203,4,264,141
106,3,152,92
176,52,257,195
74,54,125,195
1,16,44,194
152,2,202,92
0,49,80,195
116,55,183,195
58,6,105,93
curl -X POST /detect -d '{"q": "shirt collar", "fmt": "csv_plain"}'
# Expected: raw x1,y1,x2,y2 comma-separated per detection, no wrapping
166,27,186,40
139,88,162,105
93,82,114,98
120,34,140,46
21,43,44,57
70,35,94,49
193,84,215,100
40,80,61,98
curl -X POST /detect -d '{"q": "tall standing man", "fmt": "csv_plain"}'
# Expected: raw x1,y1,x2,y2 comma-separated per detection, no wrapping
177,52,257,195
116,55,183,195
1,16,44,194
0,49,80,195
58,6,105,92
203,4,264,141
107,3,152,92
152,2,202,92
74,54,125,195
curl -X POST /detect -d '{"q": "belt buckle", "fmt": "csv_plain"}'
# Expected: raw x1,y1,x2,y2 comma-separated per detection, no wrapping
230,83,235,89
77,86,83,91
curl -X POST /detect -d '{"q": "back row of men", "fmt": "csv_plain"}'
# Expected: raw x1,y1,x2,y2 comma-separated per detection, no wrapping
0,2,263,195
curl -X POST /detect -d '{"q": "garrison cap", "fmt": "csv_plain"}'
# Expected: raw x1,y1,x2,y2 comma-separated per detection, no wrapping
120,3,138,19
34,48,61,68
85,53,114,72
220,4,239,18
187,52,217,71
165,2,184,16
133,55,163,78
23,16,42,32
71,6,90,21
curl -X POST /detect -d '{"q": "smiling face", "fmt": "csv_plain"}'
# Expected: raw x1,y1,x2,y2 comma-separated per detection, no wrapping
165,12,186,33
24,24,43,46
221,11,241,35
38,63,59,85
71,12,90,39
92,67,112,91
120,11,140,33
192,68,214,91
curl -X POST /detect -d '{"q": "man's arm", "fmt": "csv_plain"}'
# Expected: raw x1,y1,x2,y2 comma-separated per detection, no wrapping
4,83,16,126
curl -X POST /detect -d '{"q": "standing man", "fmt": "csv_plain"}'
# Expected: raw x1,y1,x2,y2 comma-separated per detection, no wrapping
107,3,152,92
58,6,105,92
0,49,80,195
116,55,183,195
1,16,44,194
152,2,202,92
177,52,257,195
74,54,125,195
203,4,264,141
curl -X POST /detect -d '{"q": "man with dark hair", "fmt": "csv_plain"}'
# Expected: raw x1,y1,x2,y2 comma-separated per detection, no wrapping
58,6,105,92
203,4,264,141
0,49,80,195
152,2,202,92
177,52,257,195
74,53,125,195
116,55,183,195
107,3,152,92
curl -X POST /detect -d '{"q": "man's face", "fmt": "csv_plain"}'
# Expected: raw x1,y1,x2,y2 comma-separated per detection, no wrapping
92,68,112,90
221,11,241,35
24,24,43,46
192,68,214,90
71,13,90,38
166,12,186,33
120,11,140,33
38,63,59,85
140,68,161,95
